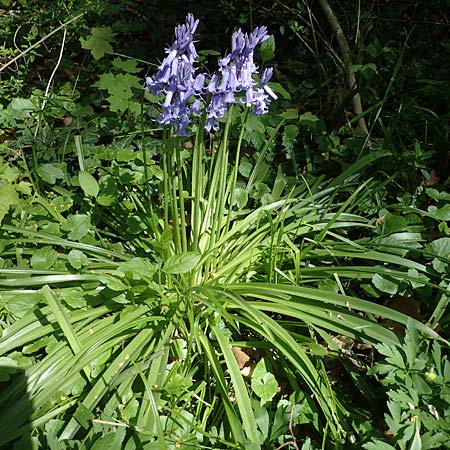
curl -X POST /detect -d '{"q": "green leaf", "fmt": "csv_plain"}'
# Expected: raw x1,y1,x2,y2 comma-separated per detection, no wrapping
410,426,422,450
299,112,326,134
97,175,118,206
382,214,408,235
164,252,201,274
270,82,291,100
3,291,41,318
280,108,298,119
0,356,19,382
239,159,253,177
426,188,450,202
233,187,248,209
78,171,99,198
112,57,141,73
90,432,120,450
424,238,450,273
37,164,65,184
8,98,35,120
30,246,58,270
251,359,278,403
68,249,89,270
372,273,398,295
260,35,275,62
282,124,299,155
363,441,396,450
428,204,450,221
99,274,128,291
80,27,116,60
61,214,91,240
95,72,141,112
0,184,19,223
118,257,157,280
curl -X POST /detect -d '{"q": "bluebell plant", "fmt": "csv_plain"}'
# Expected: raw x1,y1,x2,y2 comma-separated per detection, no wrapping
145,13,277,135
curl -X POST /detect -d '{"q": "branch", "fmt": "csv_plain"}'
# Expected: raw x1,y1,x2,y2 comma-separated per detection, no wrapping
0,12,85,73
317,0,368,134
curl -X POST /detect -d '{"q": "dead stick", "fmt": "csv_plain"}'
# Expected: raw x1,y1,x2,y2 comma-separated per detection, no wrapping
317,0,369,134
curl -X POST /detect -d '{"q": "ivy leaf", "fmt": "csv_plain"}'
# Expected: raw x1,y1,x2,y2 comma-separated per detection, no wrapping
164,252,201,274
79,171,99,198
80,27,116,60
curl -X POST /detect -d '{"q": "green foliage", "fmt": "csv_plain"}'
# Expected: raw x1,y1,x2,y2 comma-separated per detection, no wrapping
0,2,449,449
365,321,450,450
80,27,116,60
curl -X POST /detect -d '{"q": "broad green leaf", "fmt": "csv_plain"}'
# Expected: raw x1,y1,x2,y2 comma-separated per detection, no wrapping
98,274,128,291
61,214,91,240
280,108,298,120
428,204,450,221
0,184,18,223
164,252,201,274
30,246,58,270
426,188,450,202
78,171,99,198
112,57,141,73
251,359,278,403
95,72,141,112
97,175,118,206
118,257,157,280
233,187,248,209
9,98,35,120
68,249,89,270
239,158,253,177
90,432,121,450
80,27,116,59
424,238,450,273
381,214,407,235
37,163,64,184
372,273,398,295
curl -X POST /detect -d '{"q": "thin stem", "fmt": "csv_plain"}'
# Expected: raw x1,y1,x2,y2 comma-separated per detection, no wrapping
175,138,187,252
162,130,170,232
0,13,85,73
224,107,249,237
210,107,234,272
34,27,67,139
191,121,205,251
169,137,182,253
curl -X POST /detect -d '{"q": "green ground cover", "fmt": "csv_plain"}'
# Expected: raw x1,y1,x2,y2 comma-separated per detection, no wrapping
0,1,449,449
